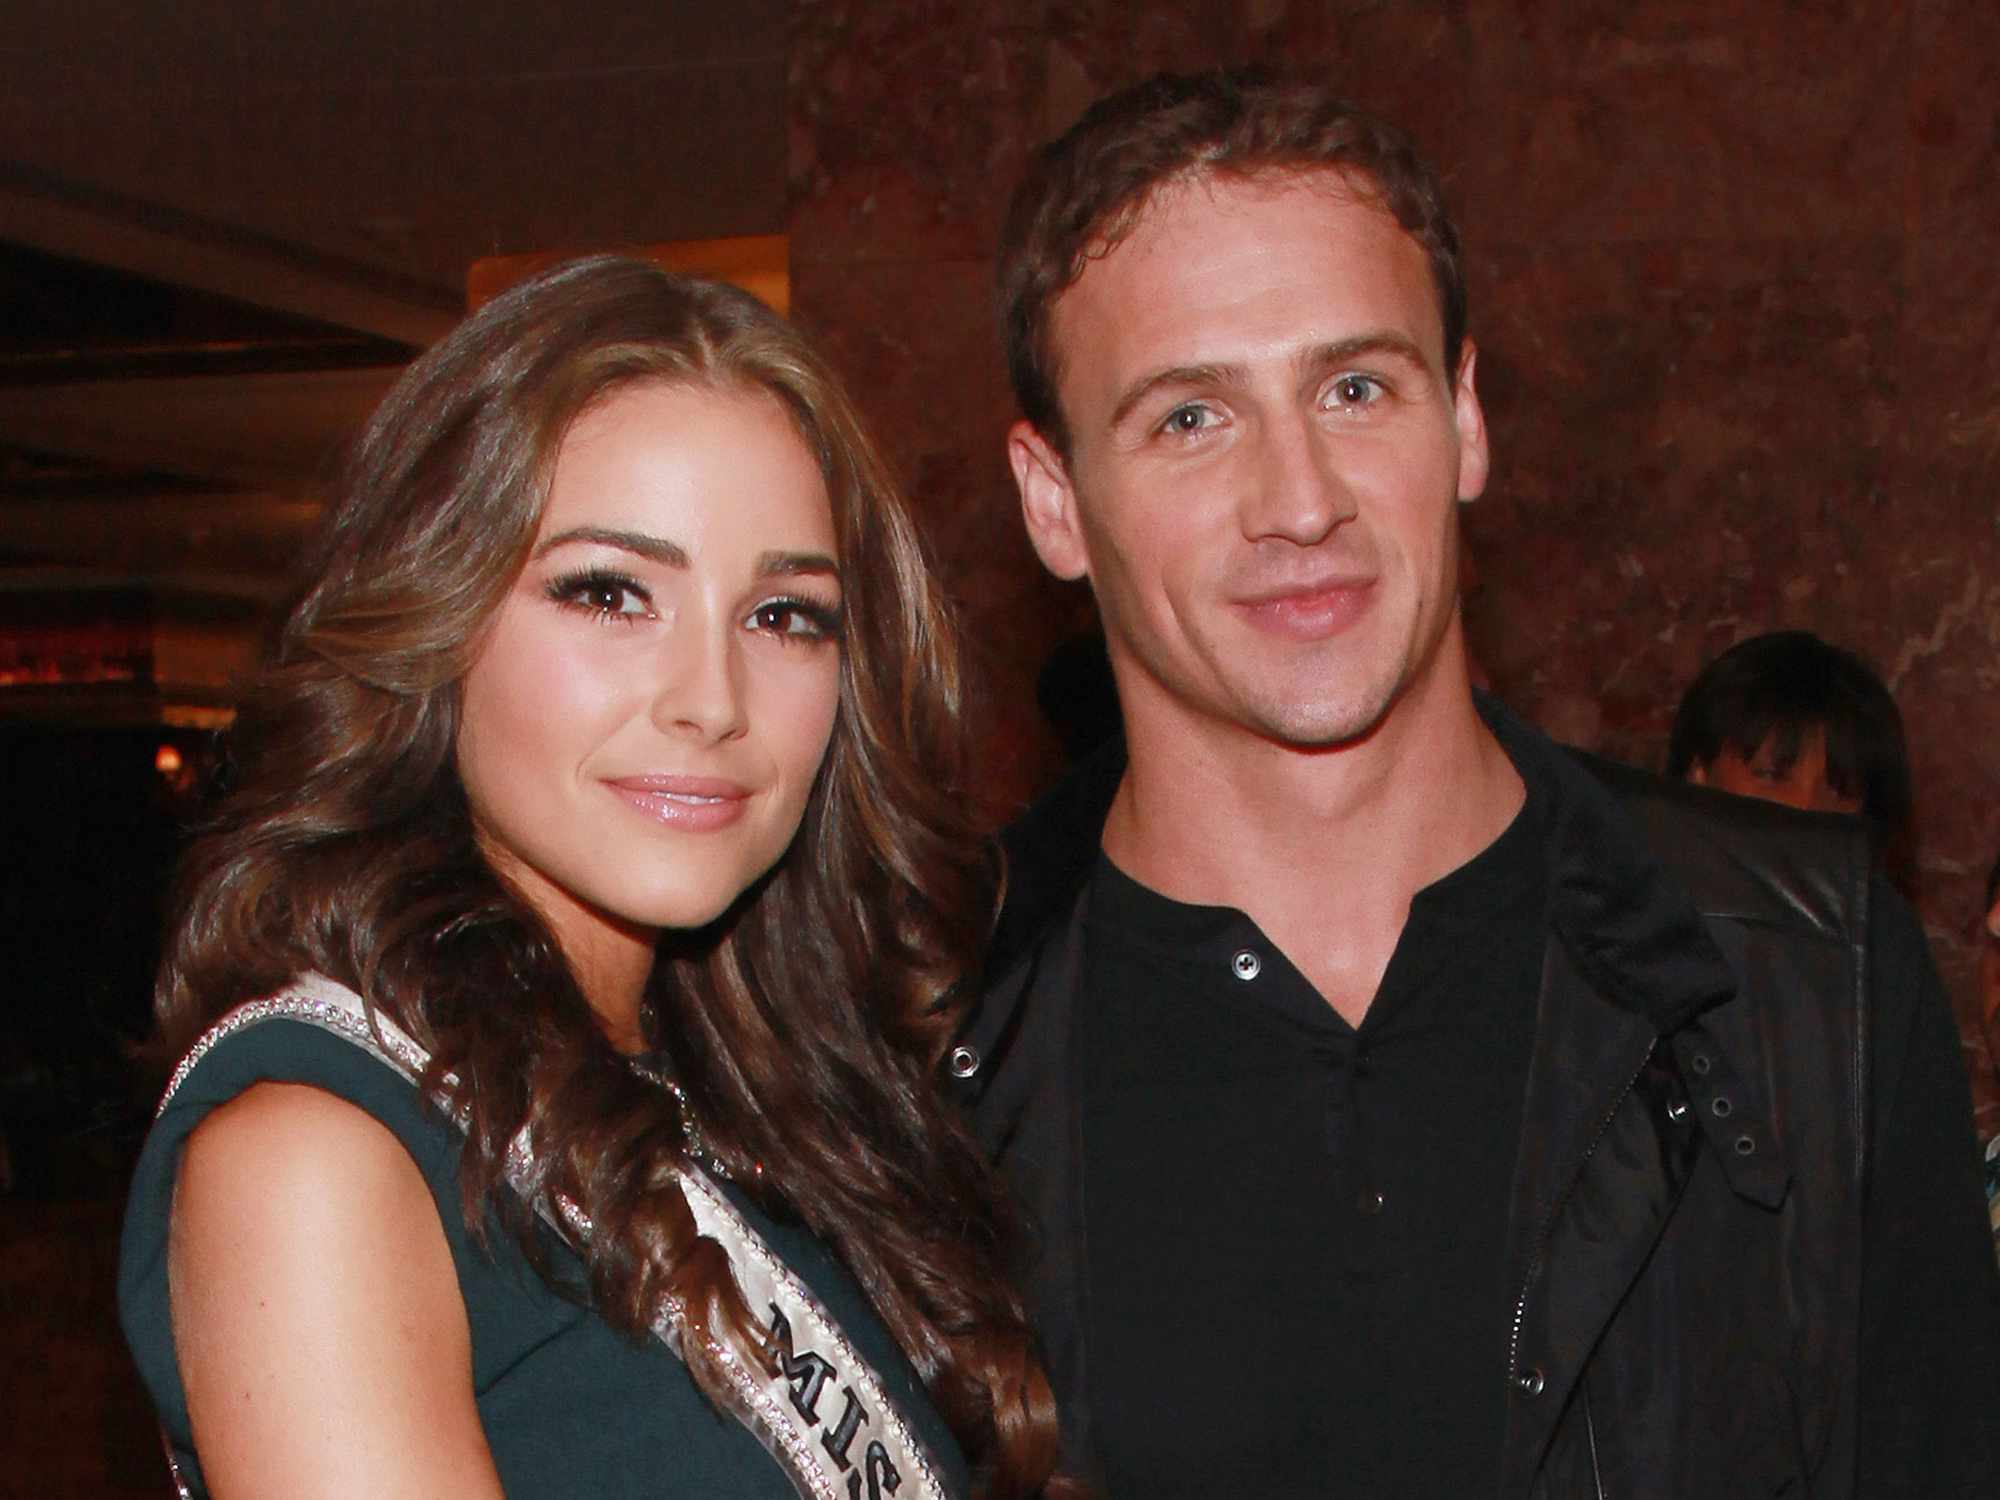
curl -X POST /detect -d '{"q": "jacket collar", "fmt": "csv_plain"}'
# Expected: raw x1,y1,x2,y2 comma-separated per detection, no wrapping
1478,695,1739,1035
987,693,1741,1039
988,733,1124,985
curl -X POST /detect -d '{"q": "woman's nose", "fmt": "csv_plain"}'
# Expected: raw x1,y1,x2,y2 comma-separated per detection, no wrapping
651,625,747,743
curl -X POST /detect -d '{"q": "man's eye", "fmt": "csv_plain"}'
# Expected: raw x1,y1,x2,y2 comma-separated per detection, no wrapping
1161,404,1215,435
1327,374,1383,408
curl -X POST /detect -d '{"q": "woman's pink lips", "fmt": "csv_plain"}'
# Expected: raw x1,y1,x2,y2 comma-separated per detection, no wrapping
1235,578,1375,641
604,775,751,831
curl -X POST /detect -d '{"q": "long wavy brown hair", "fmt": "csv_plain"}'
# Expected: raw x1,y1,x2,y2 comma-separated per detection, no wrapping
156,256,1066,1498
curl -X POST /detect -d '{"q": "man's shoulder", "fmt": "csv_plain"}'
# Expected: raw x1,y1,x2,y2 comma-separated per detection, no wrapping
1566,744,1872,941
984,704,1878,1004
1481,693,1872,943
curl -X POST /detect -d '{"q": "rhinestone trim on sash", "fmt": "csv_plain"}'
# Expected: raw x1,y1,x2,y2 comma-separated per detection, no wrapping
156,976,949,1500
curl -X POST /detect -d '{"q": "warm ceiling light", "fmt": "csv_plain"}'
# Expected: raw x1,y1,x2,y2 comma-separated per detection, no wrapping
467,236,790,315
155,744,185,775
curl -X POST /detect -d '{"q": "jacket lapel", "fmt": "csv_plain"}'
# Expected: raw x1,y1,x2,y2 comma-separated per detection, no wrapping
1499,936,1705,1492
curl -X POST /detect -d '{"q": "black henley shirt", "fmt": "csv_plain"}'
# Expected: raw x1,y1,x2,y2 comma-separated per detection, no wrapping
1079,792,1548,1498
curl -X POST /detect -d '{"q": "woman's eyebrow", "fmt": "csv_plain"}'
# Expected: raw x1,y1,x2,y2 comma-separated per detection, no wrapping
533,528,838,583
757,550,840,580
533,526,688,567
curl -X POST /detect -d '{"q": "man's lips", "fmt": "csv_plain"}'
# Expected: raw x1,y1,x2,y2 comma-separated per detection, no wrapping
1234,576,1376,640
603,775,752,830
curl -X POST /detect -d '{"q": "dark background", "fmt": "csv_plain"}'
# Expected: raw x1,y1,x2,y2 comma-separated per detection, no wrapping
3,3,1995,1491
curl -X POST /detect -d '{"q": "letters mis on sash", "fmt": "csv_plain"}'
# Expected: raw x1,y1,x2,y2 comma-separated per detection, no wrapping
770,1303,904,1499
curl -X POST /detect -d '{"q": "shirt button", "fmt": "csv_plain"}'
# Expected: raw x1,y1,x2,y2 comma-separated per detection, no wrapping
1357,1188,1385,1215
1515,1367,1547,1398
1231,949,1261,981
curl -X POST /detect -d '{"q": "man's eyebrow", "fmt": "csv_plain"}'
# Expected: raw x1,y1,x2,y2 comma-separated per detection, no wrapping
1297,332,1434,377
1108,362,1243,430
533,526,688,567
1107,333,1439,431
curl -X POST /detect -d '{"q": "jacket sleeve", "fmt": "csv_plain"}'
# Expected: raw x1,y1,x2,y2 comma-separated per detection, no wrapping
1855,874,2000,1495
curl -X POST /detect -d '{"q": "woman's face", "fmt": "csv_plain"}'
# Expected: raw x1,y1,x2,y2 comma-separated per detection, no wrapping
457,379,843,974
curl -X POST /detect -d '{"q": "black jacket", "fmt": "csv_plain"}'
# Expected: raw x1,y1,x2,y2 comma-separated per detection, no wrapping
951,697,1996,1498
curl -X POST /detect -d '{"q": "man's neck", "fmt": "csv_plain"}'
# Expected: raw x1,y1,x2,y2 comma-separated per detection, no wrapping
1101,677,1524,1025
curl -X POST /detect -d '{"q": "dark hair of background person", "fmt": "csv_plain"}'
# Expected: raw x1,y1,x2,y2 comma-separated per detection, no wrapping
1666,630,1916,887
996,66,1467,462
152,257,1066,1499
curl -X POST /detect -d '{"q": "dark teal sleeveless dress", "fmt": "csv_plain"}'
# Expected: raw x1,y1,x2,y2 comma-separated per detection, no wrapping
118,1000,968,1499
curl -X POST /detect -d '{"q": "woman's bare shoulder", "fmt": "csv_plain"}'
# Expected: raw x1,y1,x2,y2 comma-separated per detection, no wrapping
170,1081,505,1499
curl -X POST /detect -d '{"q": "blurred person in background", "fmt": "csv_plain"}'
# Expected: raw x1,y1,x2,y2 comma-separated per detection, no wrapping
1667,630,1916,892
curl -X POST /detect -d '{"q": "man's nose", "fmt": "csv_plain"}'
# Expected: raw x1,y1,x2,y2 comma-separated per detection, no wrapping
1240,410,1357,545
651,620,748,744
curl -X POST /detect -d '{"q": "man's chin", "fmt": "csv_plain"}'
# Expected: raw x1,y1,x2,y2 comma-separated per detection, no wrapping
1242,692,1396,755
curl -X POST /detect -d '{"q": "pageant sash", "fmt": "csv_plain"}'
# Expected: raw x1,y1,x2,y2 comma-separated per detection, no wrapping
156,974,949,1500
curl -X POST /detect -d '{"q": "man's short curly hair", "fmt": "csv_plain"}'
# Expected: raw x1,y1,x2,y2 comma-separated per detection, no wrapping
995,67,1468,460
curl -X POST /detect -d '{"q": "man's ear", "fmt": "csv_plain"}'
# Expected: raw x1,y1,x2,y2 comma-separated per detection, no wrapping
1008,420,1090,582
1452,340,1490,504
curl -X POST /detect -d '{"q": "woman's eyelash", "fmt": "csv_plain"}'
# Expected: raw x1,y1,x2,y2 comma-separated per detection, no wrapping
544,567,652,619
750,595,843,641
541,569,841,641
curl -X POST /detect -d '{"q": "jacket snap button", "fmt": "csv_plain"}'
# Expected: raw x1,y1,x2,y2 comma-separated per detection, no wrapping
1734,1134,1756,1156
1515,1367,1546,1398
948,1045,980,1079
1667,1098,1689,1123
1710,1095,1733,1119
1690,1052,1712,1076
1231,949,1261,981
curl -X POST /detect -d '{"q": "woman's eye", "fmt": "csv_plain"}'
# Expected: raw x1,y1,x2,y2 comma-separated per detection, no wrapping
747,598,839,641
547,571,652,620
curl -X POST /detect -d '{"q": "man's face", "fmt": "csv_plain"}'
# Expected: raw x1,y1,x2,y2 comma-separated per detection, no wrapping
1009,169,1487,754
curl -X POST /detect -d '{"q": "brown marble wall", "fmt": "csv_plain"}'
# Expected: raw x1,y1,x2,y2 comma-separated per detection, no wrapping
3,1197,163,1495
786,0,2000,1006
